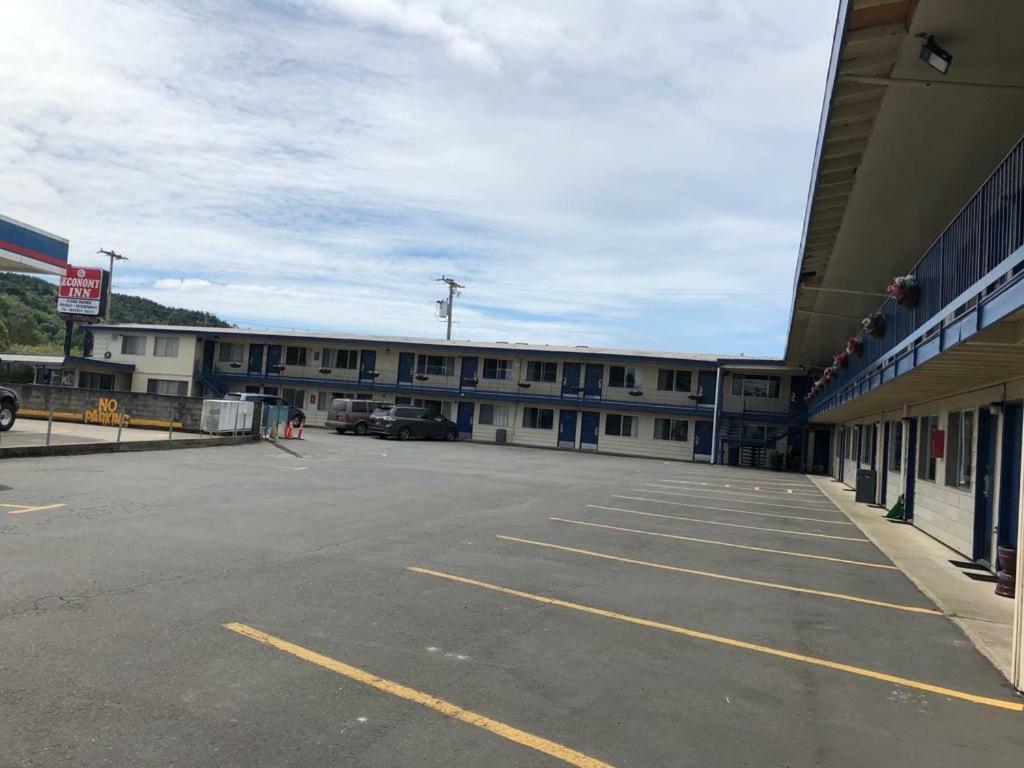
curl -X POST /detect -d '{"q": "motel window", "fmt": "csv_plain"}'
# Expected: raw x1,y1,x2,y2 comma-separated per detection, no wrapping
482,358,510,380
608,366,642,389
743,424,767,441
917,415,939,482
218,342,244,363
78,372,115,390
605,414,638,438
653,418,688,442
327,349,359,369
945,410,974,490
525,361,558,383
657,369,692,392
285,347,307,366
281,388,306,408
889,421,903,473
318,391,355,411
731,374,781,398
146,379,188,397
121,335,146,355
416,355,455,377
412,398,445,415
479,403,510,427
522,407,554,429
153,337,180,358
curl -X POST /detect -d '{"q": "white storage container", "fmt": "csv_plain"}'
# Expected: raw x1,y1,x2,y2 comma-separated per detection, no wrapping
200,400,254,433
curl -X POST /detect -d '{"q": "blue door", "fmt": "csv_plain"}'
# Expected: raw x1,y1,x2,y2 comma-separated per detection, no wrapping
457,402,475,437
905,418,917,520
248,344,264,375
266,345,282,373
460,357,479,389
975,409,999,562
558,410,578,448
997,403,1022,550
562,362,581,397
584,364,603,399
397,352,414,385
880,422,890,506
202,340,216,373
698,370,717,405
812,428,830,474
694,420,713,457
359,350,377,382
580,411,600,450
263,386,279,396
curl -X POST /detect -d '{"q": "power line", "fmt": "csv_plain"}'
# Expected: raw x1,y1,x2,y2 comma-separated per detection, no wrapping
436,275,465,340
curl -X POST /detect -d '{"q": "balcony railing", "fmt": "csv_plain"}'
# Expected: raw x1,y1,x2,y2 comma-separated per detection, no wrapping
809,135,1024,413
202,361,716,411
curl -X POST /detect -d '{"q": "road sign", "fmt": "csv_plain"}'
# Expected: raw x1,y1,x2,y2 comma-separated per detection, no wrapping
57,265,109,319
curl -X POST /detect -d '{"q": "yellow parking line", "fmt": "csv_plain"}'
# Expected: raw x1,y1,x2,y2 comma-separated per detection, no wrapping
586,505,868,543
407,567,1022,712
224,622,615,767
551,518,897,570
3,503,65,515
610,495,852,525
636,487,836,513
495,535,942,615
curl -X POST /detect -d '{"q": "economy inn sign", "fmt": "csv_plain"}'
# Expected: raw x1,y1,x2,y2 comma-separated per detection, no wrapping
57,265,109,319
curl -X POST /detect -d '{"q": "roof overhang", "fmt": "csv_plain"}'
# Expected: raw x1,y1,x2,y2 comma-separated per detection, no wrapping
784,0,1024,368
0,214,69,276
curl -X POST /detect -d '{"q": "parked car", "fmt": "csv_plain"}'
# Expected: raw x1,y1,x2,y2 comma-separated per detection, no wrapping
0,386,19,431
325,398,386,435
223,392,305,425
368,406,458,441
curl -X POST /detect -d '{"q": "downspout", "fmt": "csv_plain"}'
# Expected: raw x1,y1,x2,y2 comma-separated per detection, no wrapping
711,367,724,464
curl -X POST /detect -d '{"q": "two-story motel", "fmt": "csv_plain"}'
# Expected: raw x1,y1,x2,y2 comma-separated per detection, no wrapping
783,1,1024,686
64,323,804,466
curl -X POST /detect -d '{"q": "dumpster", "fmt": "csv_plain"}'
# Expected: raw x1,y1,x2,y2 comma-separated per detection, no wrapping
855,469,877,504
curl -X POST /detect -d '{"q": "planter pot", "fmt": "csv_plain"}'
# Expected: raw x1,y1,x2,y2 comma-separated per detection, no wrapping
517,382,532,389
896,284,920,308
628,390,644,397
996,545,1017,598
463,378,479,387
319,368,332,375
229,362,241,369
415,374,429,381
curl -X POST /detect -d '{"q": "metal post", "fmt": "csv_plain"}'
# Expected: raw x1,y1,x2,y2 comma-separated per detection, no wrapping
46,401,54,446
117,413,125,442
62,319,74,357
168,409,175,440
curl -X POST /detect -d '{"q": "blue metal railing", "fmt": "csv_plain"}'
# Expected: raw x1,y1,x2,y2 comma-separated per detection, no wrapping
810,135,1024,412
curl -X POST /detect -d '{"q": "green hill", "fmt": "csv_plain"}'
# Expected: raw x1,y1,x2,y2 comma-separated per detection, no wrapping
0,272,230,353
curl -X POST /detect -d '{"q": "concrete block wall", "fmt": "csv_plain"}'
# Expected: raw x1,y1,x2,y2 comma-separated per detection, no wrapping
11,384,206,431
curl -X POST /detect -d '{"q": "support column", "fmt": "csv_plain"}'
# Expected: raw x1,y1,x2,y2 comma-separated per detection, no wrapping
710,367,723,464
1012,419,1024,691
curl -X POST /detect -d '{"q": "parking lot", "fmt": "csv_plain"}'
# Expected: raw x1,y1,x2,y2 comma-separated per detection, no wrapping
3,431,1023,767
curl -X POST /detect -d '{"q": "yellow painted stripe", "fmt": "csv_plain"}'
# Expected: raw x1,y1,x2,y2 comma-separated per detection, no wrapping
551,518,898,570
407,567,1022,712
16,409,182,429
610,495,852,526
18,408,83,420
586,504,867,543
636,487,837,513
4,503,66,515
224,622,615,767
495,535,941,615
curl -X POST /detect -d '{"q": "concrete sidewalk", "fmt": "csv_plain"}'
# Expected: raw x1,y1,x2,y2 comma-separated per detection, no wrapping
0,417,201,449
809,474,1015,680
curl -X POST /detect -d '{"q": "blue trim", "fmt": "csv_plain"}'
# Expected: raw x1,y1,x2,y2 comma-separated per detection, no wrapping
64,355,135,372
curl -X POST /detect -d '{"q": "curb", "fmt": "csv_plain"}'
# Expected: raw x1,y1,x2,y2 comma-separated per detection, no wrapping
0,434,259,460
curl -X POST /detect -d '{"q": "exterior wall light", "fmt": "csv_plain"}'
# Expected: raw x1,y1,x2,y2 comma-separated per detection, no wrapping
919,35,952,75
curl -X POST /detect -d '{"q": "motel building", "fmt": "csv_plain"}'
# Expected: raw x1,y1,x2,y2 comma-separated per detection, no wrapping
782,1,1024,688
80,323,805,467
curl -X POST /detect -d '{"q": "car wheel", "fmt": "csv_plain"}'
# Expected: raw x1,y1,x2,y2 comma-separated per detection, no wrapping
443,428,457,441
0,404,13,431
354,421,368,436
397,426,412,441
335,428,346,435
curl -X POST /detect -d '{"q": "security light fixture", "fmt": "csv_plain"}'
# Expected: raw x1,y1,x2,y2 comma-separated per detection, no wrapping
919,35,952,75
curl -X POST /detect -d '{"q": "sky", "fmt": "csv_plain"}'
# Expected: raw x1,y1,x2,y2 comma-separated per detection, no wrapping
1,0,838,355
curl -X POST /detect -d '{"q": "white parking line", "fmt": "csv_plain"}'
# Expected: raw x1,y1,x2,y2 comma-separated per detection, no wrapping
610,495,853,525
633,488,840,514
648,482,831,503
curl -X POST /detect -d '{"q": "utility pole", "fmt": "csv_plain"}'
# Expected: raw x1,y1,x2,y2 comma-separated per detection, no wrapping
97,249,128,319
436,275,465,341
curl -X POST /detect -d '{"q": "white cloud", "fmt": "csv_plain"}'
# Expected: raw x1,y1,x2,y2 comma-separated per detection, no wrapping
0,0,837,354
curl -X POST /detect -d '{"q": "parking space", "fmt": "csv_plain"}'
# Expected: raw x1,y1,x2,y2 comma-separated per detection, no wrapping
2,433,1022,766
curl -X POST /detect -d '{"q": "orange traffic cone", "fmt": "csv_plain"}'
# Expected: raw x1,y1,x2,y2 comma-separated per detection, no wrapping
284,422,293,439
295,423,303,439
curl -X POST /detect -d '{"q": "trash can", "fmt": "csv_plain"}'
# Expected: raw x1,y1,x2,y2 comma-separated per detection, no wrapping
770,453,784,472
855,469,877,504
495,428,507,445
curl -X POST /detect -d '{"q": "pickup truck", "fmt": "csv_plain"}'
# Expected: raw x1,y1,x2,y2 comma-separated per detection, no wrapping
0,386,19,431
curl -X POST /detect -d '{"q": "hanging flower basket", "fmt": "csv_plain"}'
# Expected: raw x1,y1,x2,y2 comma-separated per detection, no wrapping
415,374,429,381
463,376,479,387
368,371,381,378
887,275,920,308
229,362,242,369
862,312,885,339
845,336,862,357
319,367,332,375
833,352,848,369
628,389,644,397
517,381,532,389
271,364,286,372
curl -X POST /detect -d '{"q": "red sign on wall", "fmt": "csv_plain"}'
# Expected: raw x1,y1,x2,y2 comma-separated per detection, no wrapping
931,428,946,459
57,265,108,318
